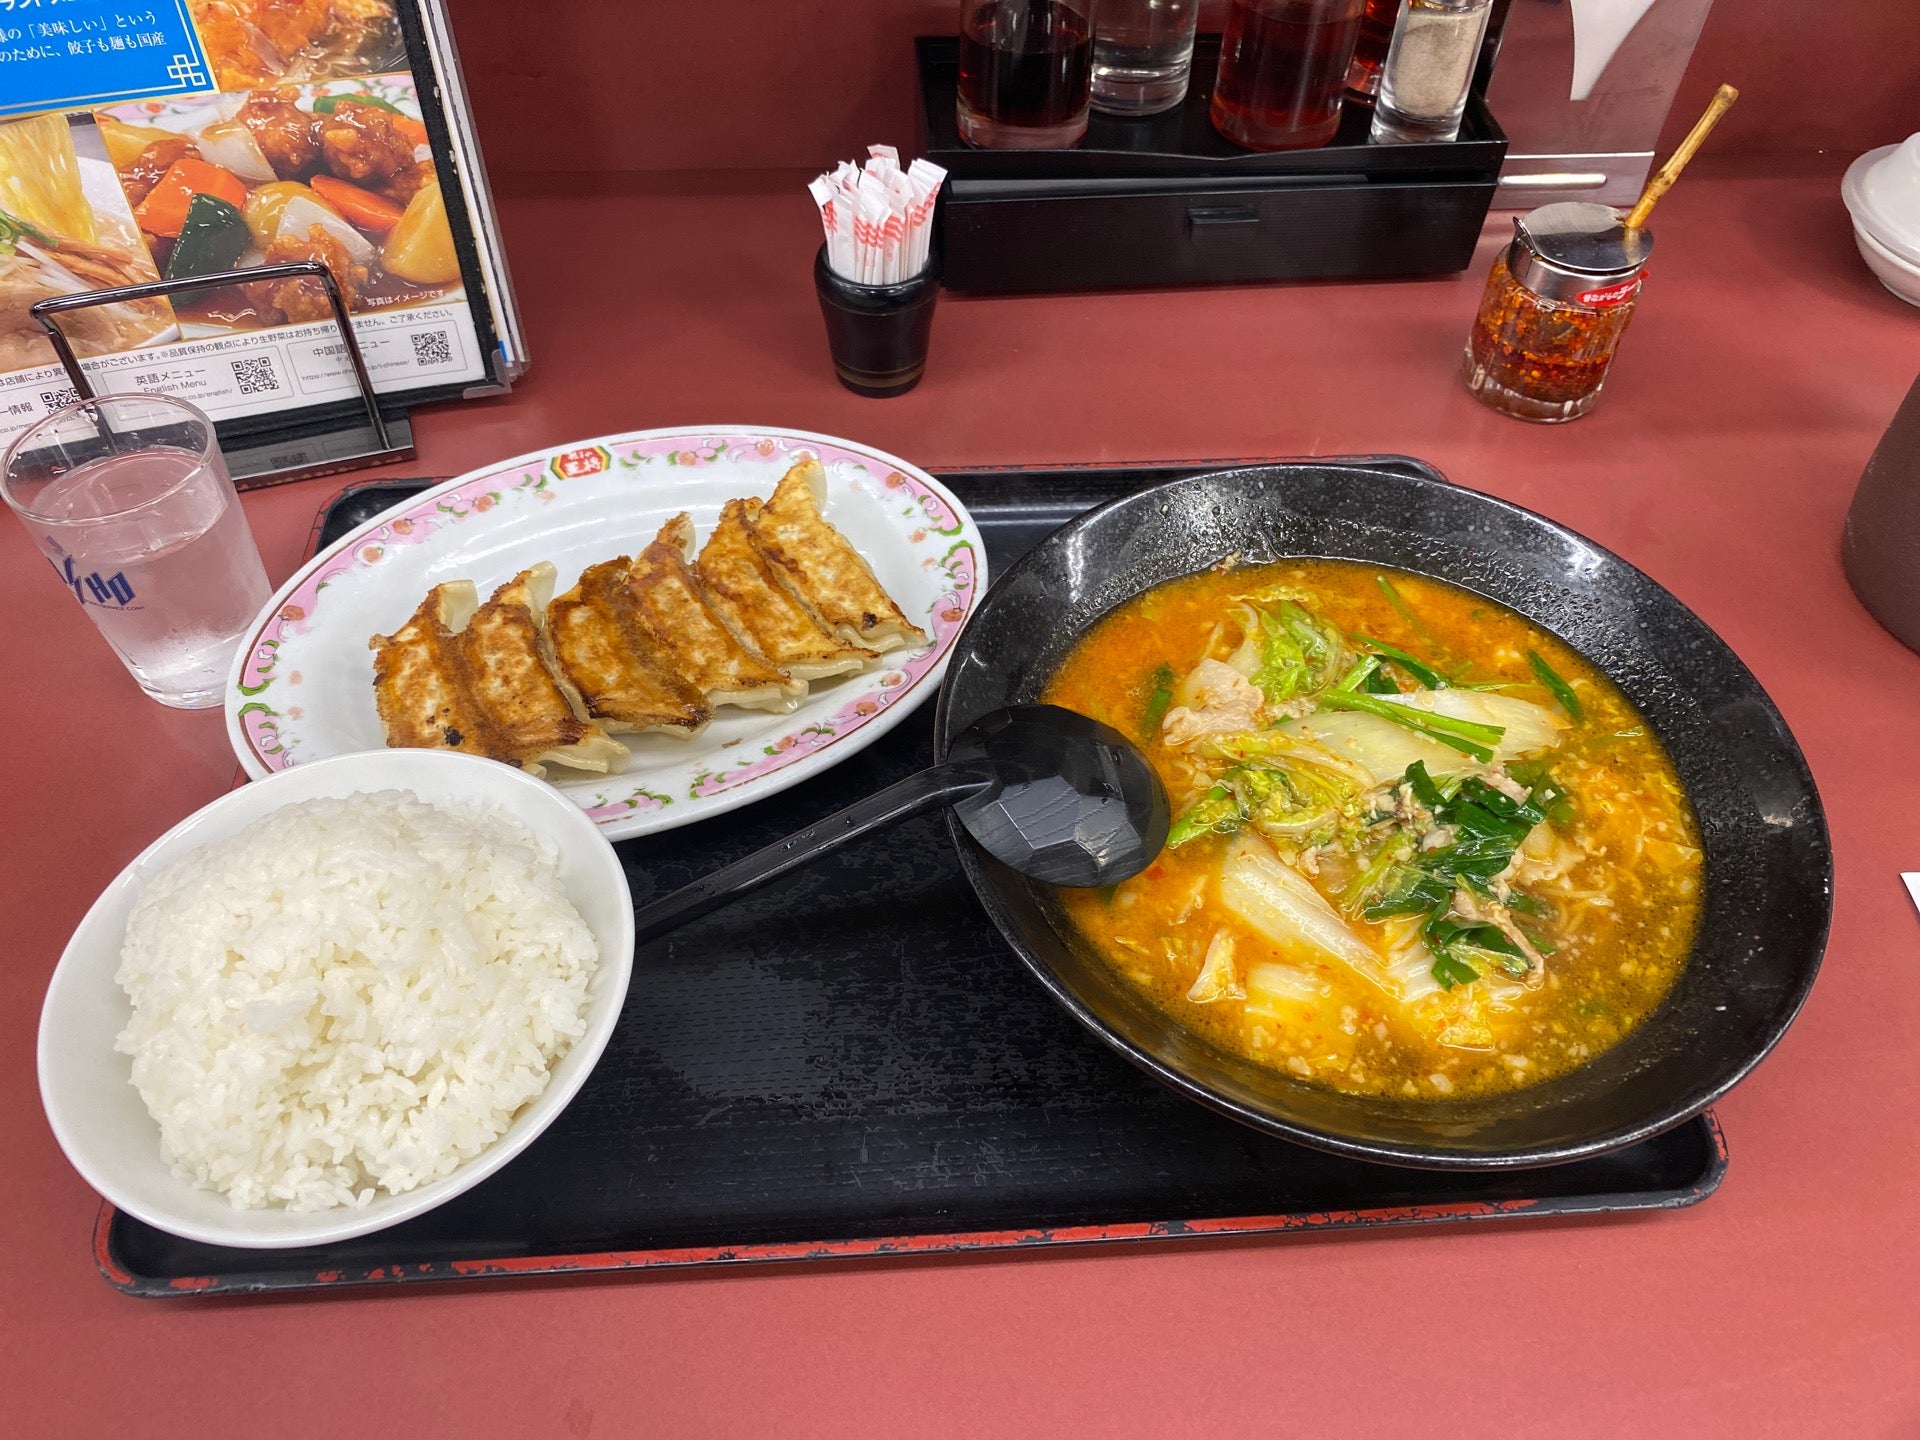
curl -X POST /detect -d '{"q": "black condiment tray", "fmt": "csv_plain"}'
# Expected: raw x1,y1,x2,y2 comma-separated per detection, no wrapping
917,36,1509,292
98,460,1723,1298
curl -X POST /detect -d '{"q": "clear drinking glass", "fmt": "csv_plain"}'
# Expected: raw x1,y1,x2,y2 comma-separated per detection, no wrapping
957,0,1096,148
2,395,271,709
1091,0,1199,116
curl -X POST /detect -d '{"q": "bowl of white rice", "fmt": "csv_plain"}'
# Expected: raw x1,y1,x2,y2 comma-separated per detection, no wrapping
37,749,634,1249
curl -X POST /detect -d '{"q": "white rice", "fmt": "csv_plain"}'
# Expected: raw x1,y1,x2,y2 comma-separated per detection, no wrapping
114,790,598,1212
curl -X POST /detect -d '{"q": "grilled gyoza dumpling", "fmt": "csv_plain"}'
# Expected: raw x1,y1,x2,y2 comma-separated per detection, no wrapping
459,563,630,777
369,582,513,759
697,498,873,681
547,558,710,738
749,459,927,654
627,513,805,713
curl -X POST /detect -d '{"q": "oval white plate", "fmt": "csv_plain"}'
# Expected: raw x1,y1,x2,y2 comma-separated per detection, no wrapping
38,749,634,1249
226,427,986,840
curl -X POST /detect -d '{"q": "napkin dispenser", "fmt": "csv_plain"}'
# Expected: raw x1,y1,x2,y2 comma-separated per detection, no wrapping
1485,0,1719,209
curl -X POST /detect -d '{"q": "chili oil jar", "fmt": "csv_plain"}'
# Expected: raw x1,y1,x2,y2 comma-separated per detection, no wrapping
1462,202,1653,423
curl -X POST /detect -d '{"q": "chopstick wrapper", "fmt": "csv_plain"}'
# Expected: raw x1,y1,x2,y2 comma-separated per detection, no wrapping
809,147,946,286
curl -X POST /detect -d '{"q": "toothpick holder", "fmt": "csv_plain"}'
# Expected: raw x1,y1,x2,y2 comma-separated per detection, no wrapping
813,246,940,399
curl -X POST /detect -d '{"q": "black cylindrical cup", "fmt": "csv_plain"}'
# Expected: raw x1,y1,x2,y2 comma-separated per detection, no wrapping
813,245,939,398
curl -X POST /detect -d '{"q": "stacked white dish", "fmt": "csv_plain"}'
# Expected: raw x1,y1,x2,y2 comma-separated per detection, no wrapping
1843,136,1920,307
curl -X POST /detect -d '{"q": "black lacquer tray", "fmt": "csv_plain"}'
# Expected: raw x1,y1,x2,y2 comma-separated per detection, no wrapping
99,459,1724,1298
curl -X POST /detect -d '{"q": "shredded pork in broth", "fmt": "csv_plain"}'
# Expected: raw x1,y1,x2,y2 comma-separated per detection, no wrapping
1046,561,1702,1101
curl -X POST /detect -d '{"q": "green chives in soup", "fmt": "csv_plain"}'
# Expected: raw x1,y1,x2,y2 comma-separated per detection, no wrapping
1044,561,1702,1101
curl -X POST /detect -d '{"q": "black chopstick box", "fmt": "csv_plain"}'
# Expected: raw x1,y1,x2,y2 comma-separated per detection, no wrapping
917,35,1508,295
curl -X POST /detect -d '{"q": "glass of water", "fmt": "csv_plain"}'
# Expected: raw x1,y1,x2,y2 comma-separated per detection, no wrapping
2,395,271,709
1090,0,1199,116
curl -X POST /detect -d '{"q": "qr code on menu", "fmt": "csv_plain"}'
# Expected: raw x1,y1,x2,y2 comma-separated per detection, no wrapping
231,356,280,396
39,386,80,410
411,330,452,367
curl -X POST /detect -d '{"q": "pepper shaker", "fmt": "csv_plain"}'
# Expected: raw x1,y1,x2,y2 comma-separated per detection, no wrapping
1370,0,1496,144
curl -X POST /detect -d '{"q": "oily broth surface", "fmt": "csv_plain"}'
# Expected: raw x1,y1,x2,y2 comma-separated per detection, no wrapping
1045,560,1702,1101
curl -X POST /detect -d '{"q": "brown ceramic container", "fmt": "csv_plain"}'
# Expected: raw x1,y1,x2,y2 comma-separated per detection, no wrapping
1843,373,1920,652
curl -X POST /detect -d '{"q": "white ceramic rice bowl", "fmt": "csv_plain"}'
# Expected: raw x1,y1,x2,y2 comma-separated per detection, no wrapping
38,749,635,1249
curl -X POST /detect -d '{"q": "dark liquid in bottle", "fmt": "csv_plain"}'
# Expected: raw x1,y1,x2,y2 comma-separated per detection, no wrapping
1211,0,1365,151
957,0,1093,146
1346,0,1401,96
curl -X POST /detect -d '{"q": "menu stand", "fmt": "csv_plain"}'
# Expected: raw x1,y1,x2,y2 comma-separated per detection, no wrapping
30,261,415,489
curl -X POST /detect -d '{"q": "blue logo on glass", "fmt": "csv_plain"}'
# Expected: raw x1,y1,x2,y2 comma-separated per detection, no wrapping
0,2,215,121
54,553,136,609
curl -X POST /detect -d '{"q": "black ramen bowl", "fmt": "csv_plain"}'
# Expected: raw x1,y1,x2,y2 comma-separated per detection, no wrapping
933,461,1831,1169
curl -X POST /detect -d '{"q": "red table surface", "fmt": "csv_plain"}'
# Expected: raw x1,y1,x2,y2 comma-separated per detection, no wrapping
5,172,1918,1436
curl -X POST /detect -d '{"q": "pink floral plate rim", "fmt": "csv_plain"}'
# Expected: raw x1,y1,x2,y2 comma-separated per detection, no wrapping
224,426,984,837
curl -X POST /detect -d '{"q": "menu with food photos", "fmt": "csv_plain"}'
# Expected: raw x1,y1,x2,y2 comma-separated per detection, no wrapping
0,0,524,468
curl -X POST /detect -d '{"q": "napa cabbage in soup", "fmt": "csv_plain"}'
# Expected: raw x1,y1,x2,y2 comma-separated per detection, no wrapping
1045,561,1702,1100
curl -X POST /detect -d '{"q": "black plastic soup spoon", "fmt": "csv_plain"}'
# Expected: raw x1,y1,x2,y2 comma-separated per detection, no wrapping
629,705,1171,946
